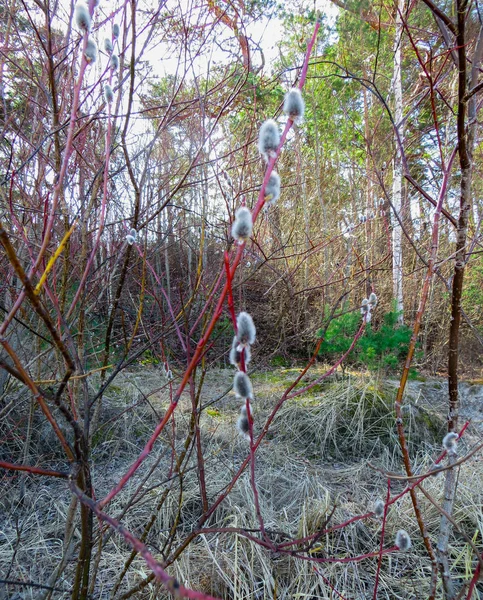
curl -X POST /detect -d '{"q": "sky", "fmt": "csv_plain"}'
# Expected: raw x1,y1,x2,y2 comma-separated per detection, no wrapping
51,0,339,91
244,1,339,68
143,0,339,80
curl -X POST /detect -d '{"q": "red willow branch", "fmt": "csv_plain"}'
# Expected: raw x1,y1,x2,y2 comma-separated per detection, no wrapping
70,483,223,600
0,222,75,377
392,146,457,594
0,337,74,460
0,461,70,479
246,397,273,548
164,300,365,567
373,480,391,599
131,242,187,352
0,20,91,337
313,566,349,600
277,422,471,551
289,546,399,565
224,251,237,331
97,17,322,510
465,563,481,600
369,421,476,482
66,86,115,320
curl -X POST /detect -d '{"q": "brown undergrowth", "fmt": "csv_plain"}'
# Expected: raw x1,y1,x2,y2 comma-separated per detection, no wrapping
1,368,482,599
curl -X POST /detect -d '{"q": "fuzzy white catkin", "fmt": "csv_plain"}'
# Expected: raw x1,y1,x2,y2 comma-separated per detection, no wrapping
104,38,113,53
222,170,233,187
126,229,136,245
258,119,280,160
236,403,251,438
229,337,239,366
232,206,252,242
283,88,305,121
230,336,251,367
265,171,281,205
368,292,378,307
236,312,256,347
74,1,91,32
240,403,251,418
443,432,458,452
110,54,119,70
104,84,114,104
84,37,98,64
360,298,369,314
374,498,385,518
234,372,253,399
395,530,411,551
236,412,249,437
113,23,120,38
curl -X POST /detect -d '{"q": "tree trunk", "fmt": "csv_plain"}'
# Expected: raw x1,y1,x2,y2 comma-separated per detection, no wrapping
392,0,405,323
436,7,483,597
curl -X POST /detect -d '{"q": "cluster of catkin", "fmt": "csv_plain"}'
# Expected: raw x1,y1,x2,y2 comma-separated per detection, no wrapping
230,88,305,439
231,312,256,440
74,0,120,101
230,88,305,244
360,292,378,324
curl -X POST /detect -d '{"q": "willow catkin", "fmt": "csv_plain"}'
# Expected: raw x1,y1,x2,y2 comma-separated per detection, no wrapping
233,372,253,399
232,207,252,242
236,312,256,347
265,171,281,205
74,1,91,32
258,119,280,161
283,88,305,121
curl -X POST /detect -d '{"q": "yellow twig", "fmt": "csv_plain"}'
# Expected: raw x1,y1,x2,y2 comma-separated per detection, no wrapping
34,220,77,295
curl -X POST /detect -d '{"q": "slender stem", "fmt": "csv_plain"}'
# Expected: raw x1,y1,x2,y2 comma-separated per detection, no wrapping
71,484,223,600
0,461,69,478
98,19,322,510
373,480,391,599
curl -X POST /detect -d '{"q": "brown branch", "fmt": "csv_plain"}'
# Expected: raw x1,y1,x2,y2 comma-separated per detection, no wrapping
463,79,483,103
420,0,457,35
0,461,70,479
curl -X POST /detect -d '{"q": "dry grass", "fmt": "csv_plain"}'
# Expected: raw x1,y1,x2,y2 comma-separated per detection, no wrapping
1,368,482,599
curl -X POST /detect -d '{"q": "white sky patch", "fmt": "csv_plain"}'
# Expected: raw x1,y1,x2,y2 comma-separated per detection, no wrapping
143,0,339,79
53,0,339,84
47,0,339,226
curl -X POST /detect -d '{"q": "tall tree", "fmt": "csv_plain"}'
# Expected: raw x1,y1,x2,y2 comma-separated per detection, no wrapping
392,0,405,323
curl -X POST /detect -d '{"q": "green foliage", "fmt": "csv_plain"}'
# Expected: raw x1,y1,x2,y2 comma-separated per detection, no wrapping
139,349,160,367
206,408,221,418
318,308,414,373
270,354,290,368
359,310,415,372
462,257,483,326
318,310,360,357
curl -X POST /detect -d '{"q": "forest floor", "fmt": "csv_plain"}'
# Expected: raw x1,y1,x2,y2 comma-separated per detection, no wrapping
1,367,483,599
